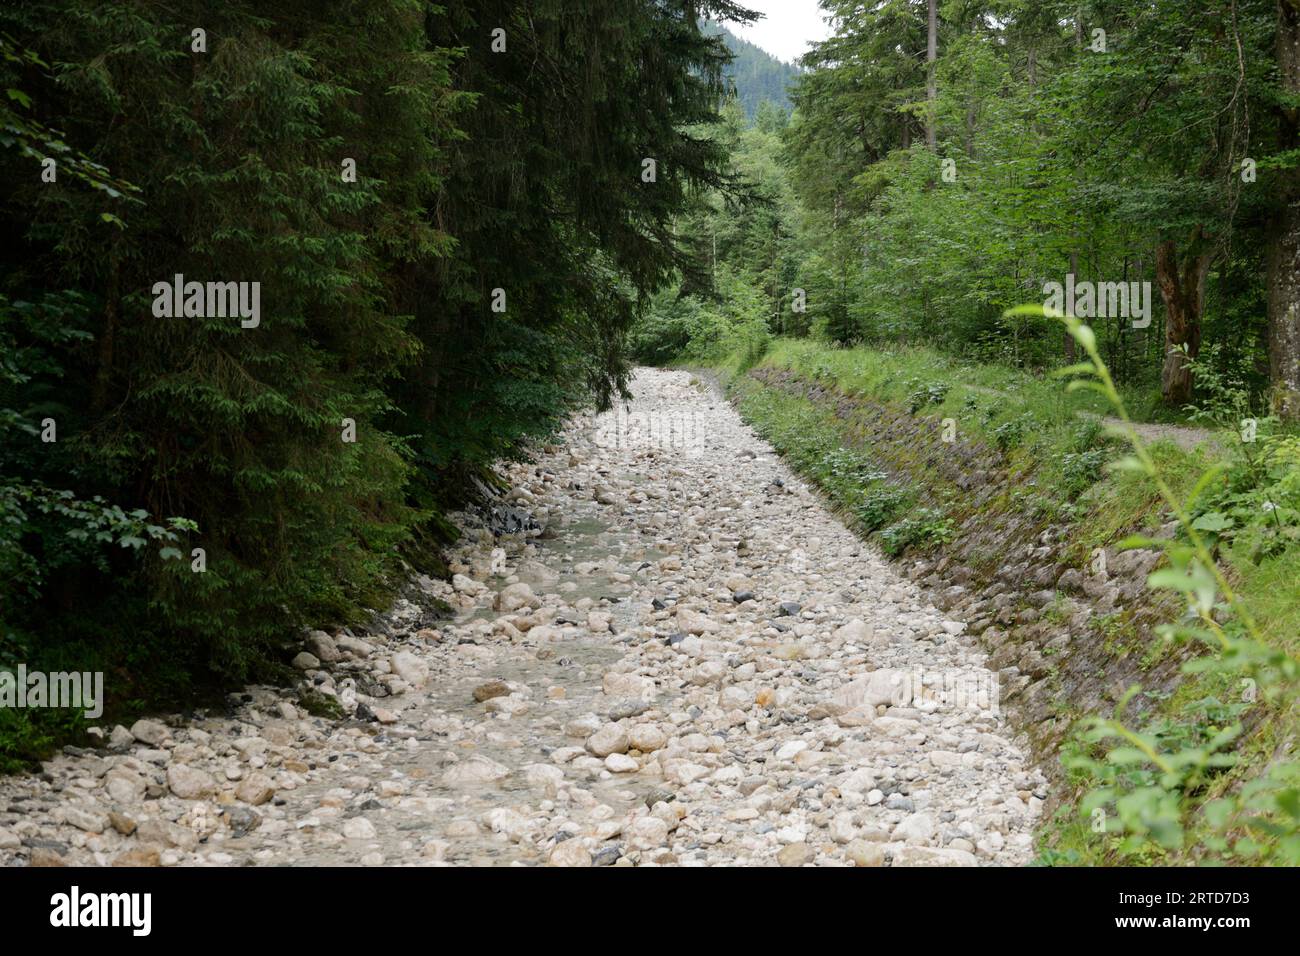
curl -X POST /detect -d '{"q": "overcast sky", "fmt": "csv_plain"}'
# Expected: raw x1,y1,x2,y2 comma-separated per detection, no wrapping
729,0,832,65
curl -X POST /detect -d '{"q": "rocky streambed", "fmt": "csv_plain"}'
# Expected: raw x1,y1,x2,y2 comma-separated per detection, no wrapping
0,368,1044,867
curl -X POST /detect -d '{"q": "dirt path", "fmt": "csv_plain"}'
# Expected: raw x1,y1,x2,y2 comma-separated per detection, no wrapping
1089,414,1222,453
1,369,1043,867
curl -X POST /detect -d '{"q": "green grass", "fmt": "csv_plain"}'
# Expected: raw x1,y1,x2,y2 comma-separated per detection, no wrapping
729,338,1221,545
760,337,1193,425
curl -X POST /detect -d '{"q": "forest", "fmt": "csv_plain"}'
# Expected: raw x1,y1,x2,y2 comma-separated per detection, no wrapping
636,0,1300,423
0,0,756,760
0,0,1298,871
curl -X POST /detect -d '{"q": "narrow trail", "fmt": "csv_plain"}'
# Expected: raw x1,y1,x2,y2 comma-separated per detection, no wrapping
1,369,1043,867
1084,413,1222,453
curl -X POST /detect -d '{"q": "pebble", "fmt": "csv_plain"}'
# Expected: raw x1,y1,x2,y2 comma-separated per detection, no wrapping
777,842,815,866
342,818,377,840
0,370,1042,869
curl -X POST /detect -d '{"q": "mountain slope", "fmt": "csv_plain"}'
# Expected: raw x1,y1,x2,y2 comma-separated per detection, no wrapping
705,21,801,120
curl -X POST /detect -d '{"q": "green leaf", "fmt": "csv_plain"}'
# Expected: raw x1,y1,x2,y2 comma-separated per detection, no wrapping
1147,568,1197,593
1106,747,1152,766
1191,512,1233,532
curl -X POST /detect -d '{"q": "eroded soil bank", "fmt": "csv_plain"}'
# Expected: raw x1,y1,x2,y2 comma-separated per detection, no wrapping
732,366,1192,797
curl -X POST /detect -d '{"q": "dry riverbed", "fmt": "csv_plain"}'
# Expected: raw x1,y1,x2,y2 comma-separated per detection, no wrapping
0,369,1044,867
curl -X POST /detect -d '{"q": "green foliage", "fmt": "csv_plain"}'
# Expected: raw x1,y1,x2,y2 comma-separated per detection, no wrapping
1059,449,1107,498
631,266,772,370
1028,306,1300,865
855,486,912,532
880,507,956,556
681,0,1286,420
1182,343,1260,426
1056,419,1117,498
0,1,754,765
1189,432,1300,562
906,379,949,413
993,415,1032,453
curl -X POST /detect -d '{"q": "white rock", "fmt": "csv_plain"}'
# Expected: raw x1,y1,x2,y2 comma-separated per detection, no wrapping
105,769,146,805
549,840,592,867
166,764,216,800
675,607,718,635
834,670,910,710
586,725,629,757
840,768,876,794
833,619,873,643
602,672,656,700
390,651,429,689
343,817,377,840
893,812,936,845
307,630,341,663
64,805,110,833
336,636,374,658
691,660,727,685
129,718,171,746
829,812,858,844
235,773,275,806
443,755,511,786
775,740,809,762
495,582,539,612
524,764,565,789
626,816,670,850
628,724,667,752
892,845,978,867
453,573,488,595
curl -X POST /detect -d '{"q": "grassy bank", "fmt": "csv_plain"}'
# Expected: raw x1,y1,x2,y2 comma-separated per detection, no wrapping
711,337,1300,864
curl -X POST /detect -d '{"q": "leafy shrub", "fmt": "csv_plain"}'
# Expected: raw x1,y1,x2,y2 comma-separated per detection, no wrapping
819,448,886,485
880,507,955,555
855,486,912,531
906,379,950,413
1060,448,1108,497
628,287,704,364
1187,432,1300,562
1182,343,1257,425
993,414,1032,453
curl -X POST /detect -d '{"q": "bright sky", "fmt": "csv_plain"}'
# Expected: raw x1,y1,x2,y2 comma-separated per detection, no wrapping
729,0,832,65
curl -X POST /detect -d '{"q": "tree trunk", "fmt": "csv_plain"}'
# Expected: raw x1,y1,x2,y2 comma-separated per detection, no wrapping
1268,0,1300,420
926,0,938,150
1154,229,1210,406
1268,209,1300,421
